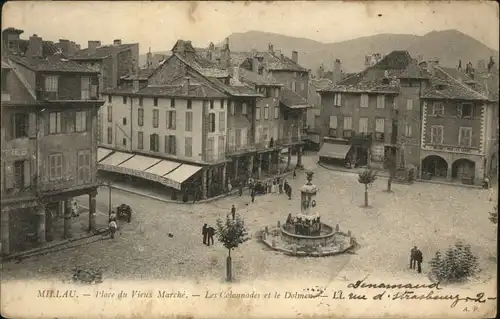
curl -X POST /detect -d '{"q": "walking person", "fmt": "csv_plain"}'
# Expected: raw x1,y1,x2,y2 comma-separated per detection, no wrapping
410,246,417,269
293,169,296,179
202,223,208,245
238,184,243,196
109,219,118,239
207,226,215,246
251,189,255,203
231,205,236,220
415,248,423,273
287,186,292,200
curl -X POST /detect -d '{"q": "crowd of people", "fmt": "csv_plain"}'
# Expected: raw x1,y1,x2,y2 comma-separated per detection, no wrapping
285,213,322,236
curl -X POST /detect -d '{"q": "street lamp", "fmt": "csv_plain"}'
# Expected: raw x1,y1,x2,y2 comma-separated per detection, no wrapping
107,181,112,216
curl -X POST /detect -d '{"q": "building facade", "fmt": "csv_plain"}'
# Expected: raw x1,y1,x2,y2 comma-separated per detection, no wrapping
1,30,104,255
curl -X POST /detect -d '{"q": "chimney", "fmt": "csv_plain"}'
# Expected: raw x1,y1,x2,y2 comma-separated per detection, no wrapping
133,80,139,92
88,41,101,54
268,43,274,55
207,42,214,61
332,59,342,84
291,51,298,64
274,49,282,57
68,41,78,56
58,39,70,56
317,64,324,79
146,47,153,69
458,60,462,72
113,39,122,46
417,55,424,63
183,77,190,94
27,34,43,57
426,60,438,76
233,67,241,82
223,37,229,51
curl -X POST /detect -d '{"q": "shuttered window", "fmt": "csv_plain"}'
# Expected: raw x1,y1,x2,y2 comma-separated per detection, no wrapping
49,153,63,181
360,94,369,108
77,150,91,184
329,116,338,129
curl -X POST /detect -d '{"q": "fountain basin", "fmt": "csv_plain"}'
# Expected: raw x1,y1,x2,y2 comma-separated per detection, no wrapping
280,223,336,246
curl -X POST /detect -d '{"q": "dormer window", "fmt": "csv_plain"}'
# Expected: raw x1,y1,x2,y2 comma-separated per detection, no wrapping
457,103,473,118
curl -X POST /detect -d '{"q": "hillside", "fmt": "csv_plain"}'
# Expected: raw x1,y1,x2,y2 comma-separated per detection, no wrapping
140,29,498,73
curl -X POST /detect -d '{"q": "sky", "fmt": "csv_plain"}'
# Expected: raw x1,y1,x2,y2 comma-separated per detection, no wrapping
2,1,499,54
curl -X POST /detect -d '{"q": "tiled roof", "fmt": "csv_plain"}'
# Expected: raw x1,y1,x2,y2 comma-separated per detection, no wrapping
421,66,490,101
235,67,281,86
310,78,333,90
13,39,62,57
280,87,310,108
71,43,135,60
175,53,229,78
371,51,413,70
121,68,156,81
104,82,227,99
9,55,97,73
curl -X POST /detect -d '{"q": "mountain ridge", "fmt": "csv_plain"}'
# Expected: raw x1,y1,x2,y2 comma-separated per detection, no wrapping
140,29,498,73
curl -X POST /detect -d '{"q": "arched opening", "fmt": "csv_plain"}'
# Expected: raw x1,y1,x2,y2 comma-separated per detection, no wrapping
452,159,476,182
490,154,498,180
422,155,448,178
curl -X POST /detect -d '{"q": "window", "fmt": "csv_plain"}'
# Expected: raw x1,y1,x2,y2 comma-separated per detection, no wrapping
228,128,235,147
185,112,193,132
187,99,192,109
334,93,342,106
209,100,214,110
49,112,62,134
81,76,90,99
167,110,176,129
229,101,235,115
209,113,216,132
44,76,58,92
375,118,385,133
329,116,338,129
360,94,369,108
150,134,160,152
185,137,193,157
235,129,241,148
48,153,63,181
432,102,444,116
108,95,112,103
122,138,127,146
219,112,225,132
376,95,385,109
406,99,413,110
138,108,144,126
459,127,472,146
154,97,158,107
220,100,225,109
241,127,247,146
457,103,473,118
300,82,305,91
218,136,225,158
404,124,412,137
75,111,87,132
430,125,443,144
13,113,28,138
139,97,143,107
264,107,269,120
274,88,280,98
107,127,113,144
122,117,127,125
170,99,175,108
10,160,30,189
107,106,112,122
137,131,144,149
256,108,261,120
242,102,247,115
292,81,296,92
165,135,176,155
152,109,159,128
343,116,352,137
274,107,279,119
206,137,214,160
123,96,127,104
77,150,91,184
359,117,369,134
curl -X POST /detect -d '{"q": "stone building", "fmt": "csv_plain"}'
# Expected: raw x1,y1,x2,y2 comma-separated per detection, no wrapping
1,29,104,255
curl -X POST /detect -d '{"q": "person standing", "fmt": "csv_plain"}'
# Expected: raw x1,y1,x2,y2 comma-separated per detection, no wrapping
293,169,296,179
415,248,423,273
202,224,208,245
207,226,215,246
109,219,118,239
231,205,236,220
287,185,292,200
410,246,417,269
251,189,255,203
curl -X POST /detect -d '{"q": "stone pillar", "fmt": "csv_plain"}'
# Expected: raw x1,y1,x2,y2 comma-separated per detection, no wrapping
222,163,227,191
36,204,46,244
447,161,453,180
257,154,262,179
1,208,10,255
201,168,207,199
234,157,239,181
268,152,272,175
207,168,212,197
63,199,72,239
89,191,97,232
287,148,292,170
297,145,303,168
248,155,254,179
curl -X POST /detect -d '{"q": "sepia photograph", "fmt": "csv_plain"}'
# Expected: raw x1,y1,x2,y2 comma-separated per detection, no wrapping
0,1,498,318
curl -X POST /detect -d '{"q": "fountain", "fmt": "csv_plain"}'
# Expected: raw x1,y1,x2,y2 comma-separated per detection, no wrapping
261,171,355,257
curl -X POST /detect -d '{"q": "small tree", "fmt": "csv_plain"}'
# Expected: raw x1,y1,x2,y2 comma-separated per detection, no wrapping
215,214,249,282
428,240,480,284
358,169,377,207
489,205,498,225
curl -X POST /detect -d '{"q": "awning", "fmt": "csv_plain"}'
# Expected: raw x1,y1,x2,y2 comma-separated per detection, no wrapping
164,164,203,184
118,154,161,171
318,143,352,159
99,151,134,166
145,160,181,177
98,148,113,162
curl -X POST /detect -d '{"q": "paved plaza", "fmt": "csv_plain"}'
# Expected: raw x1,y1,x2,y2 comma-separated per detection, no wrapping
2,155,497,284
